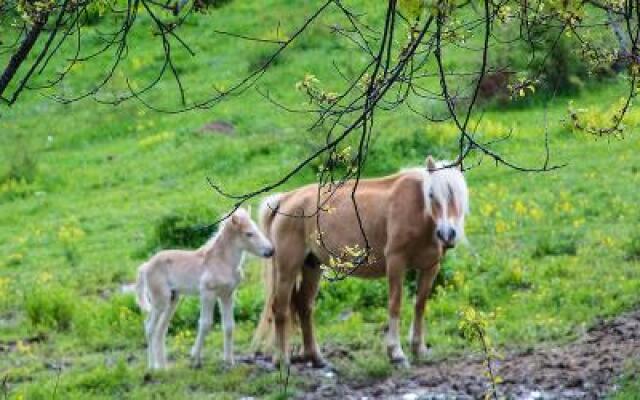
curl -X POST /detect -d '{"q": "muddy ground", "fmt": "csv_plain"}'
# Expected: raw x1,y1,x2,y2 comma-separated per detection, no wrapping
291,308,640,399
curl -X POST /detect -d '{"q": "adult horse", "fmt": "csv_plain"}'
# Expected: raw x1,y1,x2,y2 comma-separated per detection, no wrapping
253,156,469,367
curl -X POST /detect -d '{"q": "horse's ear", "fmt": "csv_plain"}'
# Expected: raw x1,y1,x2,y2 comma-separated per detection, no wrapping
425,155,436,173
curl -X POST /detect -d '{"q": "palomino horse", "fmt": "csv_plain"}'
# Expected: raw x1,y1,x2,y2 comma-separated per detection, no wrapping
136,208,274,369
253,156,469,367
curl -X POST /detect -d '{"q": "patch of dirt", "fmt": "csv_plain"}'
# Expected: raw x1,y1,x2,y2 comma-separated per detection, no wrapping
0,333,47,353
298,308,640,399
199,120,235,136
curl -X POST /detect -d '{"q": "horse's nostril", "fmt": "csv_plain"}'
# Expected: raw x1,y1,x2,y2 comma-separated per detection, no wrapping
264,248,274,257
449,229,456,240
436,229,445,241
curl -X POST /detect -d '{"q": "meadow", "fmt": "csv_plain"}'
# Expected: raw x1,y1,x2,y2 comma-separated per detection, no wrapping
1,0,640,398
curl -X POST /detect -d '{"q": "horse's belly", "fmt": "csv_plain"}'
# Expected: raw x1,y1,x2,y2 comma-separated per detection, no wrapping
349,263,387,278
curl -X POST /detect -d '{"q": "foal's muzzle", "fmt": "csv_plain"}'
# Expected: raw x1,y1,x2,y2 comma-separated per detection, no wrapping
262,247,275,258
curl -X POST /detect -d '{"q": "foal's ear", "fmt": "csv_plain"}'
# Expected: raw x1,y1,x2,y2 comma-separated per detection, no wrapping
230,213,240,227
425,155,436,173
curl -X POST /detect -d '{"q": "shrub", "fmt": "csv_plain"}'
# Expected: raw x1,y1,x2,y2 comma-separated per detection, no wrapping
169,296,210,334
533,232,578,258
316,278,388,321
139,209,219,256
24,285,76,332
624,233,640,261
235,287,263,323
71,359,132,396
194,0,233,12
247,48,287,73
2,135,38,184
367,129,445,175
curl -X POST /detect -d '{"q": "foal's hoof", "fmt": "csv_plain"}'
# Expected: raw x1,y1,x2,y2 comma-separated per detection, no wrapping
390,356,411,369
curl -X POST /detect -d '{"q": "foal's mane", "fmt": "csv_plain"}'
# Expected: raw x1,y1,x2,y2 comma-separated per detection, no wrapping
198,218,229,254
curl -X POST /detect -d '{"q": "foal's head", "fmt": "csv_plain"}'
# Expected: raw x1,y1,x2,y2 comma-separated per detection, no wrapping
229,208,274,258
423,156,469,249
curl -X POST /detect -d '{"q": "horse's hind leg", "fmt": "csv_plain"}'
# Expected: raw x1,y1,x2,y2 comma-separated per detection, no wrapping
293,260,326,368
272,246,305,368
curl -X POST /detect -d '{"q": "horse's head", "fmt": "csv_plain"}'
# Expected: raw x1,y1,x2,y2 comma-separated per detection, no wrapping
230,207,274,258
423,156,469,249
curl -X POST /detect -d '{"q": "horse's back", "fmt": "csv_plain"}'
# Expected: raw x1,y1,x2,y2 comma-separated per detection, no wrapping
269,171,429,276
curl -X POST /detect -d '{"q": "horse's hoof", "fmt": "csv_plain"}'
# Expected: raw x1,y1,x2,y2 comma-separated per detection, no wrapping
411,343,431,360
311,357,334,371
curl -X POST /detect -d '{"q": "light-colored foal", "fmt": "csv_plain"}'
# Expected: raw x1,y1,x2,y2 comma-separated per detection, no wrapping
136,208,273,369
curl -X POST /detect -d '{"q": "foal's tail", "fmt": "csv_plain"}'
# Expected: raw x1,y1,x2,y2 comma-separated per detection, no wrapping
252,193,290,352
135,263,152,313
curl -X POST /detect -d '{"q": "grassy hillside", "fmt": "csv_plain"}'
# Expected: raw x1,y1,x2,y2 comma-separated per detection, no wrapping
1,0,639,398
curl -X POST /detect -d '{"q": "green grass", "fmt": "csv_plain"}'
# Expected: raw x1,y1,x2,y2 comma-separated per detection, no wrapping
1,0,640,398
611,361,640,399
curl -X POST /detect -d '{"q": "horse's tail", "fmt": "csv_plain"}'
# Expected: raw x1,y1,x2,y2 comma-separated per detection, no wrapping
135,263,152,313
252,193,296,352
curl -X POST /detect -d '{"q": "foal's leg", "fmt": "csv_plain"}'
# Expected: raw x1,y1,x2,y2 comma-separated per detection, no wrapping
409,264,439,359
157,293,180,368
386,254,408,367
293,264,326,368
146,308,161,369
150,302,170,370
191,289,216,367
219,293,235,366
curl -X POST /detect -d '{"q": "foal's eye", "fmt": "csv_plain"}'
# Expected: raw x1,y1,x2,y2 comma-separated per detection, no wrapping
245,232,254,238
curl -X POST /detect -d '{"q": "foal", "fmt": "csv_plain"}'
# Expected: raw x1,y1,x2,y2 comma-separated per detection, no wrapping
136,208,274,369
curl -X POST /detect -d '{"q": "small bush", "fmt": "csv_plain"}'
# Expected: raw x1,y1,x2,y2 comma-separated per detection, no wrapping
71,359,132,396
496,261,531,289
624,233,640,261
169,297,210,334
316,279,388,321
24,286,76,332
3,147,38,184
345,351,392,381
247,49,287,73
194,0,232,12
235,288,263,323
140,209,219,256
367,129,445,175
533,233,578,258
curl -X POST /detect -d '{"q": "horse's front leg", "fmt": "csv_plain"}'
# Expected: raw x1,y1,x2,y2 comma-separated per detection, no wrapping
386,255,408,367
409,264,439,359
218,292,235,366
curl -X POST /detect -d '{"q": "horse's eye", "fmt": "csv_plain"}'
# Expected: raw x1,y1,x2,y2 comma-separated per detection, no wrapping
245,232,254,238
429,191,434,199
